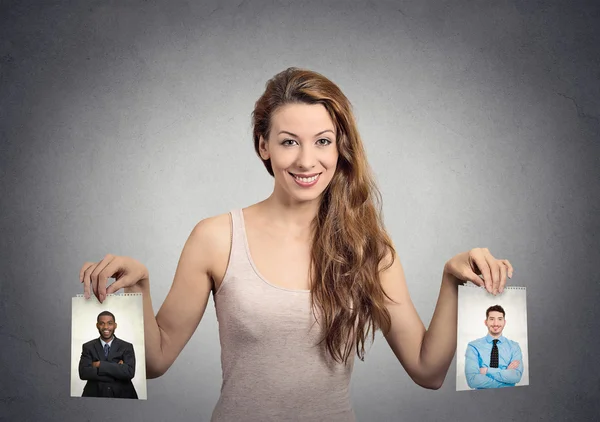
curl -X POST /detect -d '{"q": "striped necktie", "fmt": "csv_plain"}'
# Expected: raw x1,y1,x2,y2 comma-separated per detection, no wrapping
104,343,110,358
490,339,499,368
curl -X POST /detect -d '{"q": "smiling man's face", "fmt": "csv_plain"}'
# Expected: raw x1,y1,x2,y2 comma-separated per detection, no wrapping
485,311,505,338
97,315,116,341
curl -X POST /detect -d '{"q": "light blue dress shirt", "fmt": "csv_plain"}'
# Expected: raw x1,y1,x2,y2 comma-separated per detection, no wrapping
465,334,523,389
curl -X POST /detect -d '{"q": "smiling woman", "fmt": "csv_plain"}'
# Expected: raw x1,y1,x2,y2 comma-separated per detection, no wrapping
250,69,396,366
79,67,513,421
258,103,339,202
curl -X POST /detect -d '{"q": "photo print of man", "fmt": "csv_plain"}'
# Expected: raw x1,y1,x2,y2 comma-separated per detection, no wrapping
464,304,523,389
78,310,138,398
456,285,529,391
71,294,147,399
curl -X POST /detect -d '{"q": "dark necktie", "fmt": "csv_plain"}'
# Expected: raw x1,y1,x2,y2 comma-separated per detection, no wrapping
104,343,110,358
490,339,499,368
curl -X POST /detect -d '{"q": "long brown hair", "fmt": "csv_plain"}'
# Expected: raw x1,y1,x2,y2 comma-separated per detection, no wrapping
252,67,396,364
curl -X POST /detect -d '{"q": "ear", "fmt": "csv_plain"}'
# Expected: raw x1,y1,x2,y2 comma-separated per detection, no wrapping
258,136,270,160
114,322,118,330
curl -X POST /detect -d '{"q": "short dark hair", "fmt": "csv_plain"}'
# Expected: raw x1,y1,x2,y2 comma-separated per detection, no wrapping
486,305,505,318
97,310,116,323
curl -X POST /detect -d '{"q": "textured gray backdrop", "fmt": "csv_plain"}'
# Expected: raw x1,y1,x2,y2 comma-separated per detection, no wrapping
1,0,599,421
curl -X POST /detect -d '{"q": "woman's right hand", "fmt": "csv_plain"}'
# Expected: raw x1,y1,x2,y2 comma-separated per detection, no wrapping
79,254,149,303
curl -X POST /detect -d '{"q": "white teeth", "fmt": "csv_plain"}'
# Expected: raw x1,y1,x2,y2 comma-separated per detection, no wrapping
293,174,319,182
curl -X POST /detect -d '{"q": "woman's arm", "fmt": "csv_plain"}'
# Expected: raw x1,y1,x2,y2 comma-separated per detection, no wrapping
380,248,512,389
81,214,230,379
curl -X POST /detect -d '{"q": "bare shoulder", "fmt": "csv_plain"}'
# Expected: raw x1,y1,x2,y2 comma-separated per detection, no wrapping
191,212,231,242
189,212,232,289
378,243,397,273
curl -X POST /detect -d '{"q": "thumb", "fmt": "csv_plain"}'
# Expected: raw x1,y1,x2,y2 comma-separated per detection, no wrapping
105,275,137,295
463,269,484,287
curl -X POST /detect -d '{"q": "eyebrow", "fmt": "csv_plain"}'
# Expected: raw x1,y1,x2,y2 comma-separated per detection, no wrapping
277,129,335,137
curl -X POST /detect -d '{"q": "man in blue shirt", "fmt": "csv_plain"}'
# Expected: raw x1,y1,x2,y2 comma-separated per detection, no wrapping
465,305,523,389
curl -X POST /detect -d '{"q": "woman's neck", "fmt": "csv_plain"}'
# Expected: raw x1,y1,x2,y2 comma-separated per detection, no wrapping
256,195,321,233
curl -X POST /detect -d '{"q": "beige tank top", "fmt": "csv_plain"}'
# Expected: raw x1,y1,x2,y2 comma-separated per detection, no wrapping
210,209,356,422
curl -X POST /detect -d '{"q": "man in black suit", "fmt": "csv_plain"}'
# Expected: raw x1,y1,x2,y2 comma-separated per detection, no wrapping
78,311,138,399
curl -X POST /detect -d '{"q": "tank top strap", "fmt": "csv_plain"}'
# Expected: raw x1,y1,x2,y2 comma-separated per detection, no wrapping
228,209,251,269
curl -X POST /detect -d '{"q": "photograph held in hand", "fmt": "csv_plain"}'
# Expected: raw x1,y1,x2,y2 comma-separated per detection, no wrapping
71,294,146,400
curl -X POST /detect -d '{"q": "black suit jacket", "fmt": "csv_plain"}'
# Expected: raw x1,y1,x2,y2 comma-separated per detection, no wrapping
78,336,138,399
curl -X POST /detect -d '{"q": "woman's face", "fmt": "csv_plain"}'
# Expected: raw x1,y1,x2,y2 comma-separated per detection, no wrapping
259,103,339,205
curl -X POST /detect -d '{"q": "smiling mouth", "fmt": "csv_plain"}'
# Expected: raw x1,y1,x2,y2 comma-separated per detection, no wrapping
289,172,321,183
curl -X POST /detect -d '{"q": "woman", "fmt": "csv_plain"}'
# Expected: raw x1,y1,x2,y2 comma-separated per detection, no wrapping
79,67,513,421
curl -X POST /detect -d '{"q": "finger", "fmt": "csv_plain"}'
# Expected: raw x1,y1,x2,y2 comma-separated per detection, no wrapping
502,259,514,278
471,250,493,293
79,262,95,283
81,262,98,300
90,255,116,302
105,273,136,295
95,255,120,302
461,267,484,288
498,260,508,293
484,252,501,295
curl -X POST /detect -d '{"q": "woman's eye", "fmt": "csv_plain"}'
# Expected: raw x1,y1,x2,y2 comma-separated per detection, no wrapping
317,138,332,146
282,139,297,146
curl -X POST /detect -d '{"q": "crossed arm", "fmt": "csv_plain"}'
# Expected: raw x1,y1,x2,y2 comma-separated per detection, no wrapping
78,346,114,382
465,344,523,389
78,345,136,381
97,346,136,380
485,345,523,385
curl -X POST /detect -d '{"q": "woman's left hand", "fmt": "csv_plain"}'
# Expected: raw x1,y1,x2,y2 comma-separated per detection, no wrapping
444,248,514,295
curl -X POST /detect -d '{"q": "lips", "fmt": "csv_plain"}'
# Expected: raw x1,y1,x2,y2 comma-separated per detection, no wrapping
289,172,321,180
288,172,321,188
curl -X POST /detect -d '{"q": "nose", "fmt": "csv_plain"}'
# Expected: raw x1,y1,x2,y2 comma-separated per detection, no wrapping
295,144,316,170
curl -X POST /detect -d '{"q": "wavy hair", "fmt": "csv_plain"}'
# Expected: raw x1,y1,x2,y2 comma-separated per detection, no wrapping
252,67,396,364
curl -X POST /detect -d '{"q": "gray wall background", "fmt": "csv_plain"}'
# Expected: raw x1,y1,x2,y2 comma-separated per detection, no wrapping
1,0,599,421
